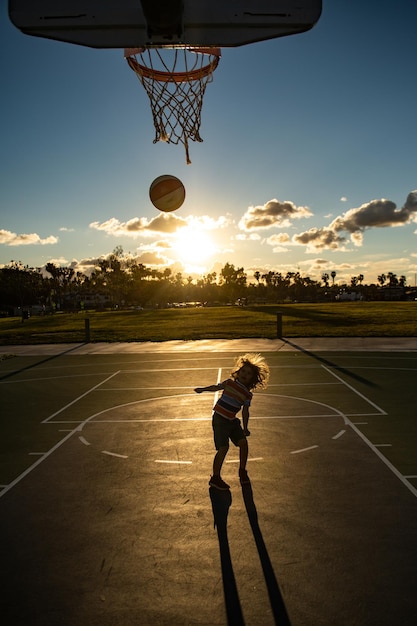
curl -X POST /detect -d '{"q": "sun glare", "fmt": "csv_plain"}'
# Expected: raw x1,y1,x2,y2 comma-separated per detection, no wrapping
173,228,216,271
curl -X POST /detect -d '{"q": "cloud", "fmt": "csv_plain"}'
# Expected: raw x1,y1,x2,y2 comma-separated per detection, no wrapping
293,191,417,252
238,199,313,231
136,251,169,265
265,232,291,252
235,233,261,241
187,215,230,230
293,227,348,251
45,257,69,266
266,233,291,245
89,213,188,237
330,192,417,233
89,213,228,238
0,229,58,246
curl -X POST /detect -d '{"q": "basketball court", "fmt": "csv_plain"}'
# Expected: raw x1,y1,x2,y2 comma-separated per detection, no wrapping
1,341,417,625
4,3,417,623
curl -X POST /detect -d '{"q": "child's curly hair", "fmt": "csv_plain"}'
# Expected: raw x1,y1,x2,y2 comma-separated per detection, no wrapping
231,353,270,391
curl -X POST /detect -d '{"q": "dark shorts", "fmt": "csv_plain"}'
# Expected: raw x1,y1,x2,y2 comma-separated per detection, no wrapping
212,411,246,450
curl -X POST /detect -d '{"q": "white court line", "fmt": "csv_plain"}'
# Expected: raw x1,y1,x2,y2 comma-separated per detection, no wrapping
332,430,346,439
98,386,195,391
155,459,192,465
374,443,392,447
0,372,122,385
28,452,45,456
225,457,264,463
79,436,90,446
347,421,417,498
0,427,82,499
42,371,120,423
119,365,221,374
0,371,122,500
267,382,342,387
320,365,417,498
291,445,319,454
80,411,383,423
102,450,128,459
321,365,387,415
215,367,222,397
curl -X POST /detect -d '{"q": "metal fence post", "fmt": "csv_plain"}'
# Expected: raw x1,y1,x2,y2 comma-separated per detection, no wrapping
276,311,283,339
85,318,90,342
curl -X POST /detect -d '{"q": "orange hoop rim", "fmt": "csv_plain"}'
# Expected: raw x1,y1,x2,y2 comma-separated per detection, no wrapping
125,47,221,83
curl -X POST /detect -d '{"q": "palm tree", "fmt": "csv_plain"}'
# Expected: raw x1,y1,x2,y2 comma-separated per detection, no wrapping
387,272,398,287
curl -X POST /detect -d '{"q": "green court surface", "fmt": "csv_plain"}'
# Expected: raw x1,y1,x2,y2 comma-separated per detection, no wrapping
1,347,417,625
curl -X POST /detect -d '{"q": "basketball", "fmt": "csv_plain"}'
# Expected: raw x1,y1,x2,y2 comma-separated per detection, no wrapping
149,175,186,212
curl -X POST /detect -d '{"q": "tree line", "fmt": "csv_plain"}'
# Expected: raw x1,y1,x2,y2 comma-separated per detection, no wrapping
0,247,413,314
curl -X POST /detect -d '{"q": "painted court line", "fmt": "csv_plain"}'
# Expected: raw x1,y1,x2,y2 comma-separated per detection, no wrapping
87,413,340,424
267,382,342,387
98,386,196,391
347,421,417,498
0,372,121,385
101,450,128,459
226,457,264,463
332,430,346,439
321,365,387,415
79,436,90,446
154,459,192,465
0,427,82,499
291,445,319,454
42,371,121,423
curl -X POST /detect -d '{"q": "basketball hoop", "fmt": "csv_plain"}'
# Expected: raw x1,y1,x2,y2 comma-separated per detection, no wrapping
125,47,220,164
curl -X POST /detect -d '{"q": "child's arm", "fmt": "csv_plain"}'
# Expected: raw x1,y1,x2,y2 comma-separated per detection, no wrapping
242,405,250,436
194,384,222,394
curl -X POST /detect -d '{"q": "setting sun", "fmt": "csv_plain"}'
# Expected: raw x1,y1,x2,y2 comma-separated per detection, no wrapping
172,228,216,271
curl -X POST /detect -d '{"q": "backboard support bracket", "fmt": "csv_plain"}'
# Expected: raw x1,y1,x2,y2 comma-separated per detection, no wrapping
140,0,184,41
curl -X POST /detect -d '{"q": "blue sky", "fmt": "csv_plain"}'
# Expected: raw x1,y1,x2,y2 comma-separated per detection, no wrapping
1,0,417,286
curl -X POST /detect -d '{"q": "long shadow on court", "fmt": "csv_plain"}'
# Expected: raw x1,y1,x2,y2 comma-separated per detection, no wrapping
210,485,291,626
209,487,245,625
241,483,291,626
0,343,83,381
284,338,377,388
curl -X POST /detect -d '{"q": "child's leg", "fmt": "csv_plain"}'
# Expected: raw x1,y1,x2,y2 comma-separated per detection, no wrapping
213,445,229,476
238,437,248,470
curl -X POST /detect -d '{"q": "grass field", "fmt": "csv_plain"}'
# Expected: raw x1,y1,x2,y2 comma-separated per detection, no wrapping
0,302,415,345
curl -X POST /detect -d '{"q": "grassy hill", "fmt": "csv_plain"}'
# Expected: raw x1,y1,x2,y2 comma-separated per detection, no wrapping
0,302,415,345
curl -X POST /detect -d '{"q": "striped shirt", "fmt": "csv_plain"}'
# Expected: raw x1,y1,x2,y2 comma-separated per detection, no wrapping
213,379,253,420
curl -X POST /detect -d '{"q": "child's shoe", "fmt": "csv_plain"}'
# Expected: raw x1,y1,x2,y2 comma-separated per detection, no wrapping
209,475,230,490
239,468,250,485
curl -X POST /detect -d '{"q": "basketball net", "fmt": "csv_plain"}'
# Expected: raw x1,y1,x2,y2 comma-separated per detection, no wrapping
125,47,220,164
